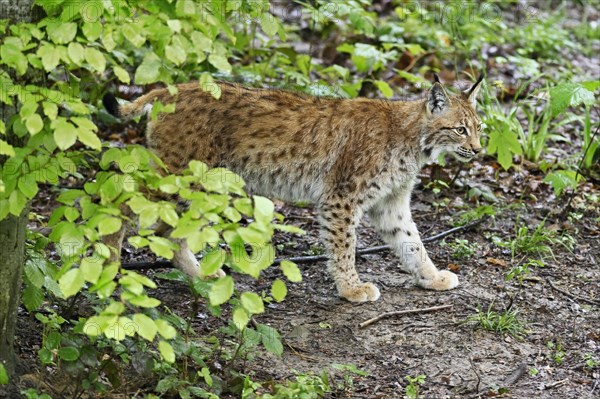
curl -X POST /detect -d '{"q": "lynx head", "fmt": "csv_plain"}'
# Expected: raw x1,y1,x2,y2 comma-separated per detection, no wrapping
420,74,484,162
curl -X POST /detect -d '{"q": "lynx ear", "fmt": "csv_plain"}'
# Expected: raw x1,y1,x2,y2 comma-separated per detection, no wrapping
465,73,484,107
427,82,449,115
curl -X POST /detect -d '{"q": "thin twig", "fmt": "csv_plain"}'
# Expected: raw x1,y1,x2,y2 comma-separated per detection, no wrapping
543,378,569,390
359,304,453,328
547,279,600,306
122,217,487,270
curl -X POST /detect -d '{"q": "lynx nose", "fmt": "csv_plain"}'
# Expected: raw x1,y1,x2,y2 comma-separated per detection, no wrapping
472,147,481,154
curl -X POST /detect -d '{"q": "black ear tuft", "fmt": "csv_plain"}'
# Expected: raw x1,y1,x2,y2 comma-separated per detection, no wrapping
103,93,120,118
465,72,485,107
427,83,449,115
433,73,441,84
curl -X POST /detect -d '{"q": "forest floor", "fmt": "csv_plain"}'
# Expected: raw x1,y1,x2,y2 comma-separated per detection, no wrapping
16,158,600,399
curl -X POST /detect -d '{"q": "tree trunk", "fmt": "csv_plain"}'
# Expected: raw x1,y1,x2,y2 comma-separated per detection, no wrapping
0,211,28,377
0,0,41,386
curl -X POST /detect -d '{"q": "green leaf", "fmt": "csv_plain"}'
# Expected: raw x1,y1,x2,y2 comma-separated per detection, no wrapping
98,217,122,236
38,44,61,71
1,39,28,75
18,173,38,199
135,55,161,85
113,65,130,84
85,47,106,74
233,307,249,330
199,72,221,99
166,43,186,66
159,206,178,227
67,42,85,65
42,102,58,120
260,13,279,36
155,319,177,339
52,118,78,150
487,128,522,170
80,257,102,284
0,139,15,157
127,294,161,308
550,83,595,117
133,313,158,342
200,248,226,277
47,22,77,44
8,189,27,216
280,260,302,282
148,237,175,259
374,80,393,98
257,323,283,356
22,283,44,311
76,125,102,150
208,54,232,73
59,268,85,298
581,80,600,92
253,196,274,224
176,0,196,16
158,340,175,363
209,275,234,306
240,292,264,314
271,279,287,302
82,21,102,41
25,113,44,135
58,347,80,361
0,363,8,385
543,170,584,196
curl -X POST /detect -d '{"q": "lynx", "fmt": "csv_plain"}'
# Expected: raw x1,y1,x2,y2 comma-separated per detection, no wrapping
103,74,484,303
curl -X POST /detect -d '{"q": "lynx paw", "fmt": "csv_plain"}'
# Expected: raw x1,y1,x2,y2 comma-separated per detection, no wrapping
430,270,459,291
201,269,226,280
340,282,381,303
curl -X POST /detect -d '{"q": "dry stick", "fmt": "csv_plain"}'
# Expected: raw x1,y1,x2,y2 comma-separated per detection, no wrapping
359,304,453,328
547,279,600,306
501,363,528,387
122,217,487,271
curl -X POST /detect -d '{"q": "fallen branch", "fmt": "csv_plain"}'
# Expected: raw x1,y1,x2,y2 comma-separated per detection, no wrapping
543,378,569,390
547,279,600,306
359,304,453,328
501,363,527,386
122,217,487,270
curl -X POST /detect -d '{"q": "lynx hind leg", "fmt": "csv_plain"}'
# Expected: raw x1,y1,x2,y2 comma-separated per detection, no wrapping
156,222,224,279
368,192,459,291
319,199,380,303
104,226,127,265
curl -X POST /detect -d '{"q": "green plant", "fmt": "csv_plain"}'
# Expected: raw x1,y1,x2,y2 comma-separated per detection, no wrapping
468,305,526,338
494,219,571,260
547,341,566,364
453,205,496,226
0,363,7,385
529,367,539,377
505,259,545,285
21,389,53,399
0,0,315,395
405,374,426,399
584,354,599,369
441,238,477,260
331,363,368,393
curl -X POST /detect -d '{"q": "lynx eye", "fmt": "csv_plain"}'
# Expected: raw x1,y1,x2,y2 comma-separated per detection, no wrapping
455,126,468,135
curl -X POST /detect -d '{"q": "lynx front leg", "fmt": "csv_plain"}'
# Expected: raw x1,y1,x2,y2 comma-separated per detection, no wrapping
368,189,459,291
319,199,380,302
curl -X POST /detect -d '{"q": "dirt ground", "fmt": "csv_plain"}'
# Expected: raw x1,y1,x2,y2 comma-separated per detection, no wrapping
146,161,599,398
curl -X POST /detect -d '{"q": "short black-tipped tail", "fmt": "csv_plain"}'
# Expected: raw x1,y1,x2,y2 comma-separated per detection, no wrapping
103,93,120,118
